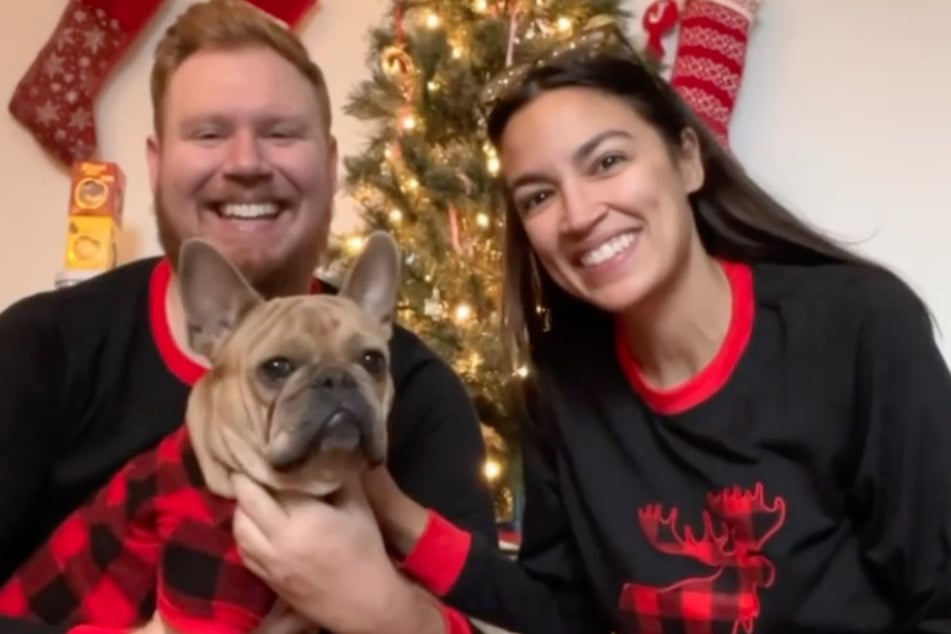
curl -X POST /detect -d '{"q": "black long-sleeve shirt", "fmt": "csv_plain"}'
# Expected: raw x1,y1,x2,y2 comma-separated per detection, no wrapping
0,256,496,634
401,260,951,634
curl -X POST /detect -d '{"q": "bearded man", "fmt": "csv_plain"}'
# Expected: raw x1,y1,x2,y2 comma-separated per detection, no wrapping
0,2,495,633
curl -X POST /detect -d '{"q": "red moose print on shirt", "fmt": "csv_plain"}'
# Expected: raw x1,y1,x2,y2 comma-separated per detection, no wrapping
618,482,787,634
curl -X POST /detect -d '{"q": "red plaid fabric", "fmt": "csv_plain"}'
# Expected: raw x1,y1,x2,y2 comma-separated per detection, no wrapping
0,426,276,633
618,483,787,634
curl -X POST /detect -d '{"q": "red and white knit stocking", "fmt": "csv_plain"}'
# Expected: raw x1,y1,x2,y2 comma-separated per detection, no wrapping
9,0,318,167
667,0,761,147
8,0,166,165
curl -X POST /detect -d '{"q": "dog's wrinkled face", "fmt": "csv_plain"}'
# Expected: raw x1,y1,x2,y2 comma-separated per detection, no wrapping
248,298,391,472
178,231,401,498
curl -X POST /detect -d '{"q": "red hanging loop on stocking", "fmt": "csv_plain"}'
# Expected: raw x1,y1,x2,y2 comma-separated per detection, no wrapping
642,0,681,61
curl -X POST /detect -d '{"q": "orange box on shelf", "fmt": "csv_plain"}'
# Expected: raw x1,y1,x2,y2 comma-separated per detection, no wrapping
63,215,118,272
68,160,125,227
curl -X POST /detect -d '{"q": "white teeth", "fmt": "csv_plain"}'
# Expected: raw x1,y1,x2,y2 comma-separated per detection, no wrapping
219,203,279,219
580,231,637,267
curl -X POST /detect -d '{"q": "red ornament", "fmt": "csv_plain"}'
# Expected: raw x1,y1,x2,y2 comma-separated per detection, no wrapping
448,206,462,254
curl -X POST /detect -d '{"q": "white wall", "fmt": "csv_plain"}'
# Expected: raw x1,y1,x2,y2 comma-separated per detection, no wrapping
1,0,949,353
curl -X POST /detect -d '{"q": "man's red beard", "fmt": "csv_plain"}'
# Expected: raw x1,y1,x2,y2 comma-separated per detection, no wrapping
153,191,325,299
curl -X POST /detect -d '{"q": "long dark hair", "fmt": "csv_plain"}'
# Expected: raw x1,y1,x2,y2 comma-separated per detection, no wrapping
485,40,922,370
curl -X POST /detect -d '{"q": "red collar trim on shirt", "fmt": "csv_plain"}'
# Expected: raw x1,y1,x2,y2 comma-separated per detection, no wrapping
615,259,755,415
148,258,323,387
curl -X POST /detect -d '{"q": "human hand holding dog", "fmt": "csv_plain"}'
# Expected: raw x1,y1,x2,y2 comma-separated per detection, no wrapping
232,472,446,634
361,465,431,558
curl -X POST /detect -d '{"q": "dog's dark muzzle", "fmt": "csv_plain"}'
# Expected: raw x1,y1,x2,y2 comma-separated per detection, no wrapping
269,367,386,472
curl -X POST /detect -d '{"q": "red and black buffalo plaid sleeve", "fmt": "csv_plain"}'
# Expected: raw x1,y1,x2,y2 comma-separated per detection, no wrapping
153,436,277,632
0,426,277,633
0,429,169,628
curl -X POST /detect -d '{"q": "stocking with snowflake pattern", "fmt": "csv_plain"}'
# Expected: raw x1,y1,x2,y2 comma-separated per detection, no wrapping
666,0,761,147
8,0,166,165
9,0,318,167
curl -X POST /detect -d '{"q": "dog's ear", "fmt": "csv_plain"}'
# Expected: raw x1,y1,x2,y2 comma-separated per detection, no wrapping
339,231,401,339
178,239,263,359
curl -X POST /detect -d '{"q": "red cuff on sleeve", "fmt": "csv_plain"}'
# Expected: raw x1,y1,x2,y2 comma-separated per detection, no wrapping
67,627,131,634
440,604,473,634
401,510,472,597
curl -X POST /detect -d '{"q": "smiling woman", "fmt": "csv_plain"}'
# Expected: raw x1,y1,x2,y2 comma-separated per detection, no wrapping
483,26,891,368
361,21,951,634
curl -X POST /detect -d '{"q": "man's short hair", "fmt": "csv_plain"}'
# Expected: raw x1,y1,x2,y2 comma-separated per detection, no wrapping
150,0,331,135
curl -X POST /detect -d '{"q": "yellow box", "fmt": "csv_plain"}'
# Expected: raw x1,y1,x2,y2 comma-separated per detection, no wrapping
64,215,118,271
69,161,125,227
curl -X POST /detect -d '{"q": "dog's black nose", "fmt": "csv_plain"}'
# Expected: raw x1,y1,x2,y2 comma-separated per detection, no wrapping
313,367,357,392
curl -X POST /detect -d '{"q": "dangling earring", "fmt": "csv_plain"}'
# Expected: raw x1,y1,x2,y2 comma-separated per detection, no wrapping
528,253,551,332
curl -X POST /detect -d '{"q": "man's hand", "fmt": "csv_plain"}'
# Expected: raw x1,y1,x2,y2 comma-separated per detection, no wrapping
232,472,445,634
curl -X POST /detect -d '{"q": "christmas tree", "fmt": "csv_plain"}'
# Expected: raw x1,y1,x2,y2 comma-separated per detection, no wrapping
327,0,633,519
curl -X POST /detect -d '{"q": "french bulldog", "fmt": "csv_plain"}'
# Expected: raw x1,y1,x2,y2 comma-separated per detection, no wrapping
180,230,402,499
0,232,405,634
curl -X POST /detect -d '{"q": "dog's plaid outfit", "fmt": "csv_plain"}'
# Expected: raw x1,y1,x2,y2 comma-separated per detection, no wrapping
0,424,476,634
0,425,275,633
0,257,485,634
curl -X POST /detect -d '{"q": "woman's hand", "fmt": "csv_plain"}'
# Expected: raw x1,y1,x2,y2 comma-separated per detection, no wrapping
231,472,443,634
361,465,431,558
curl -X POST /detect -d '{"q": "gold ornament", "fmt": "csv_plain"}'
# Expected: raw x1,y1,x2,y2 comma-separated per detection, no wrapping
381,45,413,76
380,45,417,99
